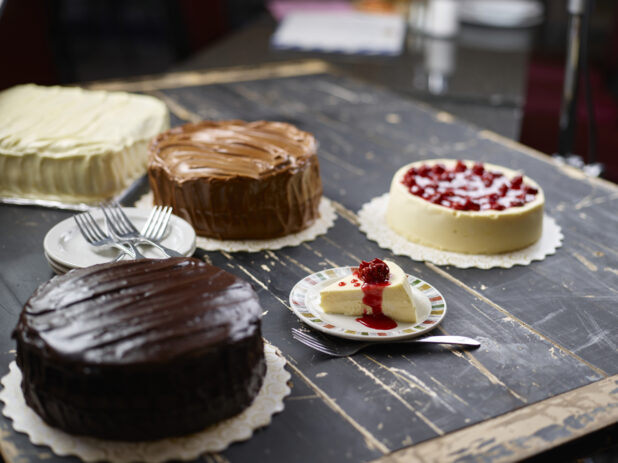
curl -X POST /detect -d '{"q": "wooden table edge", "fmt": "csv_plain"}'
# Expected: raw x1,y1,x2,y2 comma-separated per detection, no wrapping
84,59,335,93
371,375,618,463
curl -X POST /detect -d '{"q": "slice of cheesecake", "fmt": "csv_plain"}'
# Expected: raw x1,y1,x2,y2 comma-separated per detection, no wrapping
320,259,416,323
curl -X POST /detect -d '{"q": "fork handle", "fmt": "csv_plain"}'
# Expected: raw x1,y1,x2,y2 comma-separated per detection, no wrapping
400,335,481,348
134,237,184,258
123,241,147,259
110,242,136,261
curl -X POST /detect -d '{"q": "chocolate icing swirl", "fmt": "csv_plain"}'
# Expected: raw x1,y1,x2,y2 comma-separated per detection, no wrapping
14,257,261,366
148,120,317,180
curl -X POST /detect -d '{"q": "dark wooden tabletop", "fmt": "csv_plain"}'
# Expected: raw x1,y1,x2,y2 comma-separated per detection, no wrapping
1,62,617,463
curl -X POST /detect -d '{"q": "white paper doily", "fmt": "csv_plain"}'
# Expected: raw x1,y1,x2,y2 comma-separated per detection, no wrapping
0,344,290,463
358,194,563,269
135,193,336,252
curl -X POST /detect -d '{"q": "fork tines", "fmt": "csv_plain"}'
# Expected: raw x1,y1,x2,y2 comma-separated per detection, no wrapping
74,212,107,243
102,201,138,235
142,206,172,241
291,328,339,356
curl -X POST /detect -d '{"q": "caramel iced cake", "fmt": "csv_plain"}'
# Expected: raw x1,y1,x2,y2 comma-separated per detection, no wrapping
386,159,544,254
147,120,323,240
0,84,169,204
320,259,416,329
12,257,266,441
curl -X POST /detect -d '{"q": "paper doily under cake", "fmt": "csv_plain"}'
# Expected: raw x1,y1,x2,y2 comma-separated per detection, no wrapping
0,344,290,463
358,194,563,269
135,193,336,252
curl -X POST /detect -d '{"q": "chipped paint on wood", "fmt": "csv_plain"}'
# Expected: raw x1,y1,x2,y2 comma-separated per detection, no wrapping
574,192,618,210
386,114,401,124
85,60,334,92
328,200,361,226
572,252,599,272
321,236,365,263
265,250,286,265
285,361,390,454
376,376,618,463
347,357,444,436
201,453,230,463
148,90,200,122
450,350,527,403
286,394,320,401
301,243,339,268
0,425,19,463
278,253,315,275
319,149,366,176
426,262,609,378
435,112,455,124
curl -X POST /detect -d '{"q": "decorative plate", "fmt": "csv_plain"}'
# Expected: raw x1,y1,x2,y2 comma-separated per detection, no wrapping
289,267,447,341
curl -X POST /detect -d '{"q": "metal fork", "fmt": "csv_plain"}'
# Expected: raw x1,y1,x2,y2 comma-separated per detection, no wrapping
101,202,183,258
142,206,173,242
291,328,480,357
74,212,135,260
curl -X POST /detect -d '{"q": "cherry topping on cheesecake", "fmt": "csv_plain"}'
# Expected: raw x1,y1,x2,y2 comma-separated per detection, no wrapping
355,259,397,330
358,258,390,284
401,161,538,211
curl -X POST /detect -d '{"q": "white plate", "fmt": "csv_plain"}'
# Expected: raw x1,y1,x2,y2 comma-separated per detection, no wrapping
44,208,196,269
289,267,447,341
459,0,544,27
44,252,72,275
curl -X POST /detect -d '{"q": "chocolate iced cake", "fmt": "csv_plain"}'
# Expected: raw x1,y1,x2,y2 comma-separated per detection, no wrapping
13,258,265,441
147,120,323,239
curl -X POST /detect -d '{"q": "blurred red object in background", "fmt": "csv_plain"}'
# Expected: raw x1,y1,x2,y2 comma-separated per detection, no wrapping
520,5,618,183
520,58,618,182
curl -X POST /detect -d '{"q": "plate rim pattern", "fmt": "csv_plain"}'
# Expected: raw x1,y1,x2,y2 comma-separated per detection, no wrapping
289,266,447,340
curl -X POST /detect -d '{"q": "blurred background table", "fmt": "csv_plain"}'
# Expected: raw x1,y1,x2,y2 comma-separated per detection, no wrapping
2,0,616,179
174,12,528,140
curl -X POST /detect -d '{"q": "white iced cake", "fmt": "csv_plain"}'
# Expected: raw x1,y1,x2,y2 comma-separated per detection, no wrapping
0,84,169,204
386,159,544,254
320,259,416,323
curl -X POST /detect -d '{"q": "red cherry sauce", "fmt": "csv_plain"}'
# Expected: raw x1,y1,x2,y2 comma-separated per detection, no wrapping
401,160,538,211
354,259,397,330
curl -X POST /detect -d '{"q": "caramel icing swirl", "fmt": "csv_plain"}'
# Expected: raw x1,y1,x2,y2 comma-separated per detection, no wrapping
149,120,317,180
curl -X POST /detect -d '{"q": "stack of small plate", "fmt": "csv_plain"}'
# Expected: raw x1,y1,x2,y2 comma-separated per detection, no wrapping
43,207,197,274
458,0,544,28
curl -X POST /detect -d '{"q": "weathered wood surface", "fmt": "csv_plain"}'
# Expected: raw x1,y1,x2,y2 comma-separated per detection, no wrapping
1,63,617,463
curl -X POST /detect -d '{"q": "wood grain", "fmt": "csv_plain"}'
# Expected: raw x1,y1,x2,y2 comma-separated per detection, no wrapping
377,375,618,463
85,60,333,92
1,64,616,463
